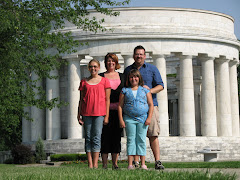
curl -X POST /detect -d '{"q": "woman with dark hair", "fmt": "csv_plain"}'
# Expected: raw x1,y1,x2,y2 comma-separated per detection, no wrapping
99,53,124,170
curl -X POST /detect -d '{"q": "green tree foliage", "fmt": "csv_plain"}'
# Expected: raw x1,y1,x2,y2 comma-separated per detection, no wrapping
0,0,130,150
35,136,46,163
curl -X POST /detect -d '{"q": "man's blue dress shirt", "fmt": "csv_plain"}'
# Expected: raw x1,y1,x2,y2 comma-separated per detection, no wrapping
124,62,164,106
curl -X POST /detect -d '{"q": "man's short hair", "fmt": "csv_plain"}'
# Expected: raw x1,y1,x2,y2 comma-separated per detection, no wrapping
133,45,146,55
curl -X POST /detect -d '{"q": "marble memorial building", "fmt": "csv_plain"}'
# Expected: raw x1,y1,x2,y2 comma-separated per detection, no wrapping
22,7,240,162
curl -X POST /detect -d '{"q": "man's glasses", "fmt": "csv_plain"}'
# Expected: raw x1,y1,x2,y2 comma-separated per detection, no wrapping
134,54,144,56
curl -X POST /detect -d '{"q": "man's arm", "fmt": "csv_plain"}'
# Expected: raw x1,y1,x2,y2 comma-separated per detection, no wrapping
151,64,164,94
150,84,164,94
143,84,164,94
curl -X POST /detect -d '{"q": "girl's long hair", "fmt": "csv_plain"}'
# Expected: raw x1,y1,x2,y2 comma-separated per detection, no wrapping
126,69,144,87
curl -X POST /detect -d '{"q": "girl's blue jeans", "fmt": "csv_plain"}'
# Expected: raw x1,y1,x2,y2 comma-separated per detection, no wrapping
83,116,104,152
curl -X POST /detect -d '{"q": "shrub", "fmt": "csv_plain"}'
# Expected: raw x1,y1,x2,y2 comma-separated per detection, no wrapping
4,158,13,164
50,154,87,161
11,144,33,164
35,137,46,163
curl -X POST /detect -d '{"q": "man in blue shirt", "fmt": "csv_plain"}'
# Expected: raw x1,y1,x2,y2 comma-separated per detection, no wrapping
124,45,165,170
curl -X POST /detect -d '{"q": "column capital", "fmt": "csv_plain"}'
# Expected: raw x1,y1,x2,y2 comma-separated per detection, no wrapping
90,55,105,62
151,54,165,59
173,52,193,59
198,54,215,61
229,60,239,67
151,51,171,57
62,54,85,61
121,52,133,58
215,56,229,64
237,61,240,67
121,54,133,58
90,54,105,58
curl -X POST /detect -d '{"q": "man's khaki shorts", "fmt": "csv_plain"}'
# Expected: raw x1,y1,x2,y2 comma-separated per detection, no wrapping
147,106,160,137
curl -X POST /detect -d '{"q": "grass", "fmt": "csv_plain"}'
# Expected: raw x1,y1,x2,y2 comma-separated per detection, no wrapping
62,160,240,169
152,161,240,169
0,161,239,180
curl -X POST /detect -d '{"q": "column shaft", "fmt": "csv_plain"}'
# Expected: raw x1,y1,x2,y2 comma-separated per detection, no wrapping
216,58,232,136
68,58,82,139
122,55,134,68
200,56,217,136
172,100,179,135
31,72,45,141
179,55,196,136
194,84,201,136
229,61,239,136
46,68,61,140
152,55,169,136
22,106,31,142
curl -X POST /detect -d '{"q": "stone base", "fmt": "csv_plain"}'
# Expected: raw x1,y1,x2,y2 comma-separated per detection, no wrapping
203,153,217,162
24,136,240,162
157,137,240,162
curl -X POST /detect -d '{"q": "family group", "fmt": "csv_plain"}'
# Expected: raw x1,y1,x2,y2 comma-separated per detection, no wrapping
77,45,165,170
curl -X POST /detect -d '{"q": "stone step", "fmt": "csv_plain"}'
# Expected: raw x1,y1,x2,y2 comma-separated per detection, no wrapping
24,137,240,162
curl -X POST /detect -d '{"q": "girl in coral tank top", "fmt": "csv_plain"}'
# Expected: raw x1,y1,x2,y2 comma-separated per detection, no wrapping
77,59,111,169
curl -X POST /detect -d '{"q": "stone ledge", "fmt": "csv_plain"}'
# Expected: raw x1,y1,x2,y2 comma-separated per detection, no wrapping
24,137,240,162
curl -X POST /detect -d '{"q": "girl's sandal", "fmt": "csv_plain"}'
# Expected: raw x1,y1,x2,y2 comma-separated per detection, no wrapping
141,165,148,170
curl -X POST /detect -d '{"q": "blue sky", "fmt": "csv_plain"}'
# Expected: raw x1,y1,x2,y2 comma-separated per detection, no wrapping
122,0,240,40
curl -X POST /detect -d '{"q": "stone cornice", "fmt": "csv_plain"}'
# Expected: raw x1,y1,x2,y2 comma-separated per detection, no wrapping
68,32,240,48
88,7,234,22
53,7,239,49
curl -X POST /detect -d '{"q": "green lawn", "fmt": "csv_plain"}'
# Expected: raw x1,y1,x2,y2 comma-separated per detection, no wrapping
0,161,238,180
62,160,240,169
153,161,240,169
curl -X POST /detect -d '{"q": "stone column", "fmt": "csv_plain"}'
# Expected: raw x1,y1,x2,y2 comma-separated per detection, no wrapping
91,56,105,73
22,106,31,142
173,80,181,136
215,57,232,136
152,54,169,136
170,99,178,136
122,54,134,68
194,83,201,136
229,60,239,136
67,56,83,139
31,71,45,141
177,54,196,136
199,56,217,136
174,66,181,136
172,100,179,135
46,68,61,140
